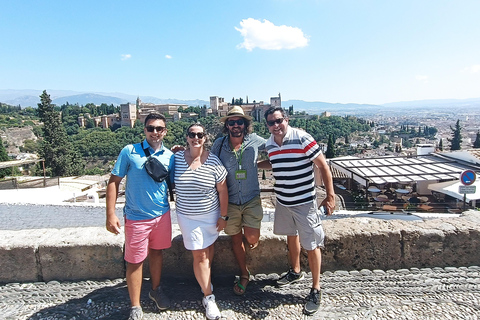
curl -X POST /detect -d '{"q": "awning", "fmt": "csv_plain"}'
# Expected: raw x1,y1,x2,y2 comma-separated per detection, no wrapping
329,154,480,186
428,180,480,202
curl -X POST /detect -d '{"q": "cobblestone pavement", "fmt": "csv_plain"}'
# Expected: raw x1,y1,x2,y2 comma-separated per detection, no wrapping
1,266,479,320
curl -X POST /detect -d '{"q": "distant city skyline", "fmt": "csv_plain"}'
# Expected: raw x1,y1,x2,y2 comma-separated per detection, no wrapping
1,0,480,105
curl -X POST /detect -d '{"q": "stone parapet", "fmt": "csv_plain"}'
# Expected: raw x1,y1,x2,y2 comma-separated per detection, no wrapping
1,211,479,283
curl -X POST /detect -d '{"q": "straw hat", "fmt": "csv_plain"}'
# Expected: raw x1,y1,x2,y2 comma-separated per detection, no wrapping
219,105,252,122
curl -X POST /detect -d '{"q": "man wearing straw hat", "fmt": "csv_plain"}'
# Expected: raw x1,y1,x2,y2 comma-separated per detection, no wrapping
211,105,269,296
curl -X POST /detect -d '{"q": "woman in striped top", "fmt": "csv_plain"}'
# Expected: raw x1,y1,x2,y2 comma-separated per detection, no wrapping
174,123,228,320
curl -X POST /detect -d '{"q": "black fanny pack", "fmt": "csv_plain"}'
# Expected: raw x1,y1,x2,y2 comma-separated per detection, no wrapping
143,146,169,182
143,145,174,201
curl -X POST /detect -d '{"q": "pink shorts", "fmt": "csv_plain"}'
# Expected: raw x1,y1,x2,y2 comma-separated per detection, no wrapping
124,211,172,264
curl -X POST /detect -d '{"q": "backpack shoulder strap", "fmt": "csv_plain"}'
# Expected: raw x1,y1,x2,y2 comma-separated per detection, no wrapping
218,136,227,158
142,142,151,157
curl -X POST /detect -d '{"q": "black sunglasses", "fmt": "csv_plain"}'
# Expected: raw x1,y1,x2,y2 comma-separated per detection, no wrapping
266,118,285,126
145,126,166,132
188,132,205,139
227,119,245,126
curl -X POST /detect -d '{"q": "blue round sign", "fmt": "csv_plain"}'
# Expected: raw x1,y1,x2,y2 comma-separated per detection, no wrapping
460,170,476,186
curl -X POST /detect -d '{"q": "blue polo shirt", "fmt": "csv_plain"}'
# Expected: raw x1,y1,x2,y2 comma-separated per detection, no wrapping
111,139,174,221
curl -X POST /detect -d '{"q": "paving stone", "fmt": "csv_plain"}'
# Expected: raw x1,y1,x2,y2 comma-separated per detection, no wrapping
1,266,480,319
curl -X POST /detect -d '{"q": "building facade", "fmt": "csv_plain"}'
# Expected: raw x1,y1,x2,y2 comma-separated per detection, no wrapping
209,93,282,121
78,93,282,129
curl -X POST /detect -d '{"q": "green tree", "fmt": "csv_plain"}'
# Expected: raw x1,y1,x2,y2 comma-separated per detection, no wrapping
0,136,10,178
325,134,335,158
473,131,480,148
439,138,444,151
402,139,412,148
448,119,462,151
37,90,85,176
19,139,38,153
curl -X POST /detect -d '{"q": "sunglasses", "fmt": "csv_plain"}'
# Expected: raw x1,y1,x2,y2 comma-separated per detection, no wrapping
227,119,245,126
187,132,205,139
145,126,166,132
266,118,285,126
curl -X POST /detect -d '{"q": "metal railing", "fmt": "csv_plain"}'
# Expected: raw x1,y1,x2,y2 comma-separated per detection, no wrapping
0,177,60,190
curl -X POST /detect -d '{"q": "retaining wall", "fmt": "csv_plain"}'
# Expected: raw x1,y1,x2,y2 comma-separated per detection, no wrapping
1,211,480,283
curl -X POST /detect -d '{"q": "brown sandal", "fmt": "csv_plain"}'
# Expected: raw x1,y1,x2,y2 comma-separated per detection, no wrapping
249,242,259,250
233,272,251,295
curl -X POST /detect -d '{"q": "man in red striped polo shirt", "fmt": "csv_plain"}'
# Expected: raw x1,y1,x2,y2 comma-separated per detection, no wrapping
264,106,335,315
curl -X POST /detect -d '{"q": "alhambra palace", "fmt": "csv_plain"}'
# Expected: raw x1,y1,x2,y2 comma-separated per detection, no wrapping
77,94,282,129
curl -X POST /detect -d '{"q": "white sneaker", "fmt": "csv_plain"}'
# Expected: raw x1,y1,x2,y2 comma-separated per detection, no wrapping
202,294,221,320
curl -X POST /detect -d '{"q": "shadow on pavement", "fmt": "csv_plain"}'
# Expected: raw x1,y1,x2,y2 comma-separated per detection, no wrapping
26,274,307,319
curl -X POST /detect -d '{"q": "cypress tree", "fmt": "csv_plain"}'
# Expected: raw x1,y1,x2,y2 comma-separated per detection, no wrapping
37,90,84,176
325,134,335,159
473,131,480,148
448,119,462,151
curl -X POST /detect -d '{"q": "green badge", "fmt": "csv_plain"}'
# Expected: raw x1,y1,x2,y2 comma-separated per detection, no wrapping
235,170,247,180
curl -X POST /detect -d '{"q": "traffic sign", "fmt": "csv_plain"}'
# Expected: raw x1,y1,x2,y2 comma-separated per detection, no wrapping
459,185,476,194
460,170,476,186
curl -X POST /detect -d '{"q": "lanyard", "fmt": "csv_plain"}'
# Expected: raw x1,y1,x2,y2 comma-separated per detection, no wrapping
232,142,245,170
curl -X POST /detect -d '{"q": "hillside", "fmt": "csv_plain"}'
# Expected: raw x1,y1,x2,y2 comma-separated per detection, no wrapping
1,89,480,117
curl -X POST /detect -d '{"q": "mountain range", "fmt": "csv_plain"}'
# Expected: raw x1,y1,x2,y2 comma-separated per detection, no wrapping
1,89,480,116
0,90,209,110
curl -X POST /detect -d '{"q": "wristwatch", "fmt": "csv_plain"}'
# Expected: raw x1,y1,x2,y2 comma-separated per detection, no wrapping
220,215,229,221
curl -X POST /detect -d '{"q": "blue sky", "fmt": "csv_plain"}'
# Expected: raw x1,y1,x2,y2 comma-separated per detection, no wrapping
1,0,480,105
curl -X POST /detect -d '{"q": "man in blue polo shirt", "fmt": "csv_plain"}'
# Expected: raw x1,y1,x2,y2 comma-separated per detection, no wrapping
106,112,174,320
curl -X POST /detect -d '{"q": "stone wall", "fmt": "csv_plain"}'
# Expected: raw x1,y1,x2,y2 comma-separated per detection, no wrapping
1,211,479,283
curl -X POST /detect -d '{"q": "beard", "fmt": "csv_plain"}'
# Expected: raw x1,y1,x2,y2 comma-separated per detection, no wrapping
228,127,244,138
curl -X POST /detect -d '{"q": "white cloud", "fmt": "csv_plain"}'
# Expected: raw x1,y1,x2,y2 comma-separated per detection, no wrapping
121,54,132,61
464,64,480,73
415,75,429,82
165,55,172,59
235,18,309,51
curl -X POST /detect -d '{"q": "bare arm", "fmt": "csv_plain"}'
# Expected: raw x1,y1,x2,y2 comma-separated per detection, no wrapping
216,178,229,231
106,174,123,234
312,155,335,215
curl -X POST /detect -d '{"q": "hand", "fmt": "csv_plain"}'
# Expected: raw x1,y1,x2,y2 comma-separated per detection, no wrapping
106,215,121,235
171,145,185,153
216,218,227,231
320,195,335,216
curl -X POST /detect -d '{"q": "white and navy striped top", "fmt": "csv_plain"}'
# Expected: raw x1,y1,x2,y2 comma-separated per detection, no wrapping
174,151,227,215
265,126,322,207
